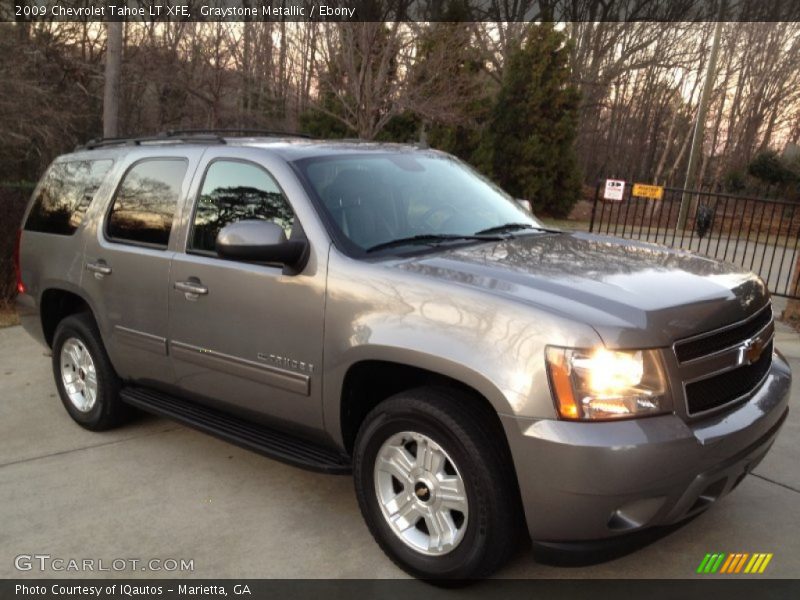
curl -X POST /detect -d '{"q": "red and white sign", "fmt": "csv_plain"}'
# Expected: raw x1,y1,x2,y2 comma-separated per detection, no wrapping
603,179,625,201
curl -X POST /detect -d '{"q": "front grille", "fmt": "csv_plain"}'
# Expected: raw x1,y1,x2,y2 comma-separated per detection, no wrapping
685,340,773,415
674,304,772,363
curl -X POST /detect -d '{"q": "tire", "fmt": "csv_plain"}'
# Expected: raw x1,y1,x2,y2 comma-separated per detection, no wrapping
52,312,132,431
353,387,523,580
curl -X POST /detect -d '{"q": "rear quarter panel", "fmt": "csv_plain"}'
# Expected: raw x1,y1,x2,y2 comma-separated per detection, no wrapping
16,151,124,345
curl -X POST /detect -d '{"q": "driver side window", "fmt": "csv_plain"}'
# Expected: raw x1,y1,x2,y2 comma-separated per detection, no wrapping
189,160,295,254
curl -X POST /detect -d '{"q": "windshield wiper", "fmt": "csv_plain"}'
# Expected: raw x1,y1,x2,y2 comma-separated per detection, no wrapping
474,222,560,235
366,233,502,254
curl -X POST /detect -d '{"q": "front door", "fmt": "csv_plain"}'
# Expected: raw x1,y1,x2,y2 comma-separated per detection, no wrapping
168,154,327,433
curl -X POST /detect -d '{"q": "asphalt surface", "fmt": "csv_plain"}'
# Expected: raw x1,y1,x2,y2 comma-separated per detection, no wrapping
1,316,799,580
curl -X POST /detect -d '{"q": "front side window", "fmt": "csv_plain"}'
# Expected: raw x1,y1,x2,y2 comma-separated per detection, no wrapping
189,160,295,254
25,160,113,235
296,152,541,254
107,159,188,247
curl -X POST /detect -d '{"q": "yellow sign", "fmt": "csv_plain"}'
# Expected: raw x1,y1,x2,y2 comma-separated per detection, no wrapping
632,183,664,200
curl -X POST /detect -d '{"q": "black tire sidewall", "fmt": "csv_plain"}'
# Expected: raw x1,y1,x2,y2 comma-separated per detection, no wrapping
355,402,497,579
52,313,120,430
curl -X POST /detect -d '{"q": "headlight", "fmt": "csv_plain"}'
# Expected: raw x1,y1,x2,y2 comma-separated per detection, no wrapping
545,346,670,421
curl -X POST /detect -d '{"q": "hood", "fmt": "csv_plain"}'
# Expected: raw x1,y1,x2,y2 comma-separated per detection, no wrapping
391,231,769,348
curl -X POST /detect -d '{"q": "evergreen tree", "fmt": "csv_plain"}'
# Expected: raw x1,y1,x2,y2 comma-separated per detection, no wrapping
748,150,798,187
410,17,494,162
298,91,356,139
483,24,582,217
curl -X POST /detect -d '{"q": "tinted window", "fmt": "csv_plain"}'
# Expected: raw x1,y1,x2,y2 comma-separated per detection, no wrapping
25,160,113,235
107,159,188,247
190,160,295,254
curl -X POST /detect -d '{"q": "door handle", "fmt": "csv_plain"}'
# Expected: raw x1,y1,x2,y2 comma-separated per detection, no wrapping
174,280,208,299
86,261,112,278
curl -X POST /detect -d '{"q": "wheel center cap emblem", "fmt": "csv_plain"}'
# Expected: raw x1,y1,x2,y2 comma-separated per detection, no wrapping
414,482,431,502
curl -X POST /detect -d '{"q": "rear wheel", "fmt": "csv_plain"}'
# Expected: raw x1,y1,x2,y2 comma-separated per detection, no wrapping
52,312,132,431
353,387,522,579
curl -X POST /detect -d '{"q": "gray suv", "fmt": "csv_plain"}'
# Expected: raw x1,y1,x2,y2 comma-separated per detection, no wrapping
15,132,790,579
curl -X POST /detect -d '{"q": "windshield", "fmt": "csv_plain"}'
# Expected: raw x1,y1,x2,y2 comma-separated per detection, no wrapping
295,152,542,254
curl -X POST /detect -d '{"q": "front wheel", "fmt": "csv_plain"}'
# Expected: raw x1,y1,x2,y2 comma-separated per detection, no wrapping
353,387,522,579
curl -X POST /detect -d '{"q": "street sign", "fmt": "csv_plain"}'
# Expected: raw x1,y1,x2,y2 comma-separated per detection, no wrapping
632,183,664,200
603,179,625,201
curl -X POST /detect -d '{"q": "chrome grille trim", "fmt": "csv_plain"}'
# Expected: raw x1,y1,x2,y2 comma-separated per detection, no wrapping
672,302,775,417
681,331,775,387
672,302,773,365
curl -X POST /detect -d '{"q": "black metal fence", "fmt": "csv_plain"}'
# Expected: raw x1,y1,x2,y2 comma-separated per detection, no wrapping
588,181,800,299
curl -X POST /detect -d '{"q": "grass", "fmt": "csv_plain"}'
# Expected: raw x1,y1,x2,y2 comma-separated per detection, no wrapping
0,303,19,328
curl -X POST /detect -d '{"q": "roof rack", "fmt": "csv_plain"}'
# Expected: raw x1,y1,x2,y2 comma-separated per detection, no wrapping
163,128,312,139
76,132,226,151
76,128,312,151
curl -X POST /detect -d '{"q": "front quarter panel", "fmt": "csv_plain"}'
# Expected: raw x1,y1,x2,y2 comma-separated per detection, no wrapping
322,249,603,447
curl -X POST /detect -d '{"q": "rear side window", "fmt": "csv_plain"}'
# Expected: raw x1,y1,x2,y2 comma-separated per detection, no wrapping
25,160,113,235
107,159,188,248
189,160,295,254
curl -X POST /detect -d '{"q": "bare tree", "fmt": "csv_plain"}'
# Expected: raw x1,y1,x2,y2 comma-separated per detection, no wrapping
3,19,800,197
314,22,410,139
103,22,122,138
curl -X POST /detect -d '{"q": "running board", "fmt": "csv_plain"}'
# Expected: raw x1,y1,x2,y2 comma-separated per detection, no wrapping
120,387,351,475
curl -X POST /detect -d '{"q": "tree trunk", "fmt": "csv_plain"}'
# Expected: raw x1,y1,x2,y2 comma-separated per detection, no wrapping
103,22,123,138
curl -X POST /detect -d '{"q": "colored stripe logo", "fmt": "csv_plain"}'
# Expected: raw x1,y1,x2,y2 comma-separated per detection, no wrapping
697,553,773,574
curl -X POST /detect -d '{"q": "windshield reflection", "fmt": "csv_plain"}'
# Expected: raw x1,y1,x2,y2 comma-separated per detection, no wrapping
297,152,540,253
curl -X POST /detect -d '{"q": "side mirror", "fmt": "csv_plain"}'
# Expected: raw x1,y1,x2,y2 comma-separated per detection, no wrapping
516,199,533,213
216,220,309,270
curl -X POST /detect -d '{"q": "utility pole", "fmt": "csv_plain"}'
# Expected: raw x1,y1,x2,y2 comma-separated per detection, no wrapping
103,21,122,139
676,14,725,229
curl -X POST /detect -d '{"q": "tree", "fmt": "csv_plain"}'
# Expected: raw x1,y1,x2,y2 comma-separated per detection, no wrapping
313,22,408,139
482,24,582,217
748,150,798,187
409,20,496,160
4,20,800,195
299,90,356,138
103,21,122,138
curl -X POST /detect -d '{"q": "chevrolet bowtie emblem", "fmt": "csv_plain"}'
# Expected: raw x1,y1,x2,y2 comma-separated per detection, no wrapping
738,336,767,366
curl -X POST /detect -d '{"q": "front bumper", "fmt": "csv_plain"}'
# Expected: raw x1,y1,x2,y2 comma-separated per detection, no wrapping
502,350,791,542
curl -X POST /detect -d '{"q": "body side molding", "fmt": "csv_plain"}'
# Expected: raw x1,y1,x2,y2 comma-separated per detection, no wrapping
170,340,311,396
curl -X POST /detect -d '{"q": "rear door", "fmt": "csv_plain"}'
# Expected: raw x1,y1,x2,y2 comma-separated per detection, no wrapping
167,148,327,434
82,149,202,386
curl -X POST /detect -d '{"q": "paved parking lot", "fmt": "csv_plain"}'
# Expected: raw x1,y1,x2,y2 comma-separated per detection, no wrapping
1,319,798,579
